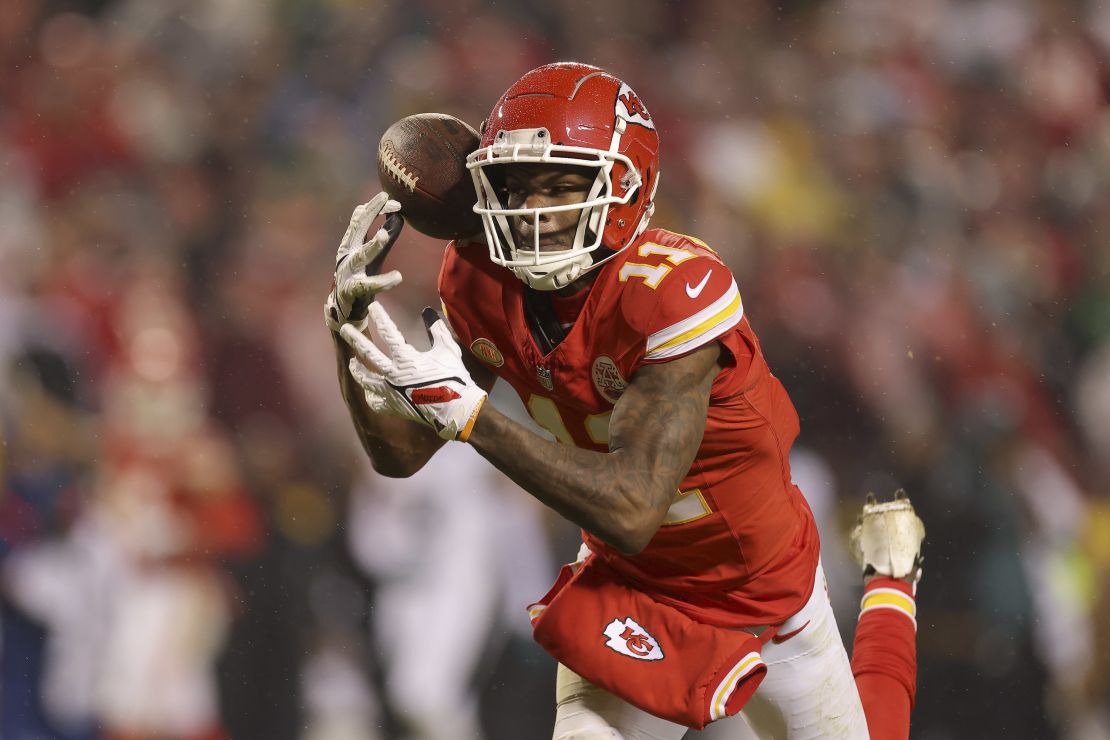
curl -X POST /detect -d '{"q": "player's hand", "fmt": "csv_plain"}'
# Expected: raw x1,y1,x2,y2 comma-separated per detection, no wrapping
340,303,487,441
325,193,405,333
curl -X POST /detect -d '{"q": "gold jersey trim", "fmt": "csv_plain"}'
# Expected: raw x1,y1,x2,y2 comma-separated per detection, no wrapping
645,279,744,360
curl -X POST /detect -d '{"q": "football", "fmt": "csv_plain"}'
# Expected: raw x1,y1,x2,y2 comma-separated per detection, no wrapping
376,113,483,240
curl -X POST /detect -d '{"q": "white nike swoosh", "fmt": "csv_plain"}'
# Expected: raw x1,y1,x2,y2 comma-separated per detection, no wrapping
686,270,712,298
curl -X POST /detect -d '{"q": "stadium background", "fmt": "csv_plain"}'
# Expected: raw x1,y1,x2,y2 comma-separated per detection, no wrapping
1,0,1109,738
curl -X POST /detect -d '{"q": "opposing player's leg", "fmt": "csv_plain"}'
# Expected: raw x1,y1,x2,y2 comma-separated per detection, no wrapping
849,491,925,740
739,561,871,739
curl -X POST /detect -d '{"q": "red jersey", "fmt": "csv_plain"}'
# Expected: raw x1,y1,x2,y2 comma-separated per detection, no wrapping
438,229,820,628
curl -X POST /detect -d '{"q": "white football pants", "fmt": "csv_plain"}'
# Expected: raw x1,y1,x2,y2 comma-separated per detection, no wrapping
551,562,869,740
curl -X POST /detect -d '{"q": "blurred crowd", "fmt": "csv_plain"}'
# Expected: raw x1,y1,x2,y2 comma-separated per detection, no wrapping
0,0,1108,738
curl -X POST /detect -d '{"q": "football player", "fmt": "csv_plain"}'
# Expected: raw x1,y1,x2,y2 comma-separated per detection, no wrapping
326,63,920,738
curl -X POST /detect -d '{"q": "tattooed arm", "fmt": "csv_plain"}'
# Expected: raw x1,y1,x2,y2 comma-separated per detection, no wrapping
467,343,721,554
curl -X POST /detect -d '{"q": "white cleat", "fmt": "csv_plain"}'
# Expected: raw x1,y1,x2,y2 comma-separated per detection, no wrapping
849,489,925,583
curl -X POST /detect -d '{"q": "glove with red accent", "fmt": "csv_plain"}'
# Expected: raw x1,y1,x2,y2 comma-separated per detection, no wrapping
325,193,404,333
340,303,487,441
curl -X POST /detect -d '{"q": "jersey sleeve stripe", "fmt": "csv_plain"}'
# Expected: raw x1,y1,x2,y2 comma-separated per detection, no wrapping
646,294,742,359
644,280,743,360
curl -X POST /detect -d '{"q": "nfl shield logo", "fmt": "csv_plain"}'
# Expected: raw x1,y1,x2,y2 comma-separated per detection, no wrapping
536,365,554,391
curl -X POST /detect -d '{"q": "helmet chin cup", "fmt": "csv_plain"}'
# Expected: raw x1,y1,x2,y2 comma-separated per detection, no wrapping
467,63,661,290
513,250,593,291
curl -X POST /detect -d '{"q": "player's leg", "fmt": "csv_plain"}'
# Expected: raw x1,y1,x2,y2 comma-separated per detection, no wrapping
552,664,688,740
738,561,871,739
848,491,924,740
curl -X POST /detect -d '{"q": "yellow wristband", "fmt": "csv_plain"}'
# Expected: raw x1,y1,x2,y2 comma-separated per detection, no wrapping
457,395,486,442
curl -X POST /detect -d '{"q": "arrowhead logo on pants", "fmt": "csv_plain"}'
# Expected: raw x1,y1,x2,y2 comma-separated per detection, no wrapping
603,617,664,660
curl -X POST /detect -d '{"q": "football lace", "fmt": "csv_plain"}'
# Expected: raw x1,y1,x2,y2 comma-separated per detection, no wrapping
378,140,420,192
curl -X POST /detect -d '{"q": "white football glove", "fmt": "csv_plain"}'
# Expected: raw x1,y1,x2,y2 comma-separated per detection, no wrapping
340,303,488,442
325,193,404,333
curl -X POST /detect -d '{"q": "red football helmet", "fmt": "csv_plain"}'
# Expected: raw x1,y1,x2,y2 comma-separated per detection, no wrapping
467,63,661,290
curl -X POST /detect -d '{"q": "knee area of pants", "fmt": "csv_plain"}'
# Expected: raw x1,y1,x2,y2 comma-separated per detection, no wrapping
553,728,623,740
552,707,626,740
